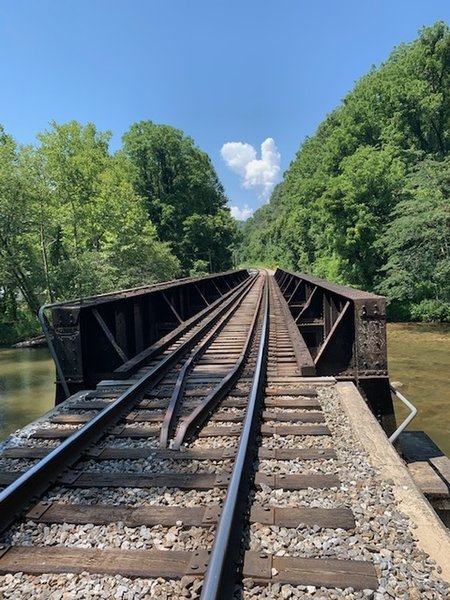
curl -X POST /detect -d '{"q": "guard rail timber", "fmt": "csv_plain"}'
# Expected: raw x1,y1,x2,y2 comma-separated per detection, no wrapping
274,267,396,436
39,269,250,403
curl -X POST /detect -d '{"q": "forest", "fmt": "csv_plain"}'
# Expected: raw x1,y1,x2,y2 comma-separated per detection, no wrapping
240,22,450,322
0,121,237,343
2,23,449,345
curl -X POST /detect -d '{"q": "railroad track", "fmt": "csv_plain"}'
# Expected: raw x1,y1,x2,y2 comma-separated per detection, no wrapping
0,271,381,598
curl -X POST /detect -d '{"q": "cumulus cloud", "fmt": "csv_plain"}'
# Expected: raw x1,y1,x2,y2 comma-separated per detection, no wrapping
230,204,253,221
220,142,256,177
221,138,281,199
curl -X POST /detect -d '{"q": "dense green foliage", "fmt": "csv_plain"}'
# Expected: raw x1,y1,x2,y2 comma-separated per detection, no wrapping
241,22,450,320
122,121,236,272
1,121,236,343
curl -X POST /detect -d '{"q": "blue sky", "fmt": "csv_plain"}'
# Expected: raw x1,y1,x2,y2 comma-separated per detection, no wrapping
1,1,450,219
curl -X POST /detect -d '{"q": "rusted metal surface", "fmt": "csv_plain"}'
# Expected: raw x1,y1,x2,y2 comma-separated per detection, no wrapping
269,275,316,376
275,268,387,377
274,268,395,435
0,278,253,535
160,276,258,447
0,272,384,595
43,270,249,401
171,277,265,449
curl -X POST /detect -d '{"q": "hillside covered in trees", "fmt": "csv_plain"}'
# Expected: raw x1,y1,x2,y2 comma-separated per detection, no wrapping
241,22,450,321
0,121,237,343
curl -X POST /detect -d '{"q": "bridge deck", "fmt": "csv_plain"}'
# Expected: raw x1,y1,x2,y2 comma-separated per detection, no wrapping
0,271,448,598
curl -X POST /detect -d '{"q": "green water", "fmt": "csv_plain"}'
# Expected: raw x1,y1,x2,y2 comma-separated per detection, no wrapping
0,348,55,441
0,324,449,455
387,323,450,457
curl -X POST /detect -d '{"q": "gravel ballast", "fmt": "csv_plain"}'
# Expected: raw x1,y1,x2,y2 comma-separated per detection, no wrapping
242,384,450,599
1,360,449,597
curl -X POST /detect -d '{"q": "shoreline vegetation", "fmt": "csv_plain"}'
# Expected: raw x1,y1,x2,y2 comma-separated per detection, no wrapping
0,121,238,345
238,23,450,324
2,24,450,346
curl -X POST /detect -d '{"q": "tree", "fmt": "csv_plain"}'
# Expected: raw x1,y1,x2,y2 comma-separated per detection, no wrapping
240,22,450,320
1,117,237,343
122,121,237,271
0,127,42,315
33,121,180,299
181,211,237,273
377,158,450,320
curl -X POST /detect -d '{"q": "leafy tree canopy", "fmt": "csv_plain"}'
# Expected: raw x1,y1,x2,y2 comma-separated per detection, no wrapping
1,119,237,342
122,121,237,272
240,22,450,320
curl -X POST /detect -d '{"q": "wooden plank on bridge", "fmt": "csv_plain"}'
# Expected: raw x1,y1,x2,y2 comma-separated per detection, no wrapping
261,424,330,436
1,447,50,459
0,546,210,579
430,456,450,489
243,552,378,590
31,429,76,439
408,462,449,496
59,470,231,490
264,397,320,408
26,501,219,527
250,505,355,529
258,448,336,460
262,411,325,423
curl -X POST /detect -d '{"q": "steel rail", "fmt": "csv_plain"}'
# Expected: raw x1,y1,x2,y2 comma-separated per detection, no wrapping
114,275,255,379
39,274,253,399
160,275,259,447
200,273,269,600
0,276,256,535
171,275,266,450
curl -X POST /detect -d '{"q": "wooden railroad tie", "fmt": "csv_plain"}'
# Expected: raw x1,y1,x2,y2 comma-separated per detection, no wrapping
0,547,378,590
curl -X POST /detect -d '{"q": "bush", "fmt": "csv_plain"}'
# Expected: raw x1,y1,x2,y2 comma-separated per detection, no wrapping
189,260,209,277
410,300,450,322
386,300,411,322
0,306,41,345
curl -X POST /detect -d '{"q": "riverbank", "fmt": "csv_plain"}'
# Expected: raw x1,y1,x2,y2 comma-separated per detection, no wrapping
12,335,46,348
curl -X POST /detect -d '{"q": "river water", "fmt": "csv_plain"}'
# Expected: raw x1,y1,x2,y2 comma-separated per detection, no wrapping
0,348,55,441
387,323,450,456
0,324,449,455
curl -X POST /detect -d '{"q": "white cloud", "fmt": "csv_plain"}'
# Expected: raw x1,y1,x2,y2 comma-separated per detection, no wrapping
220,142,256,177
220,137,281,199
230,204,253,221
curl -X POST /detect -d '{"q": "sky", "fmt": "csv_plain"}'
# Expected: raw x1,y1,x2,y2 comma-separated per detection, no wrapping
1,1,450,220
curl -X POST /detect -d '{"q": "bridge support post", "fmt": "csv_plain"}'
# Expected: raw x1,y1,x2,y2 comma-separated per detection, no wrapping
358,377,396,438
